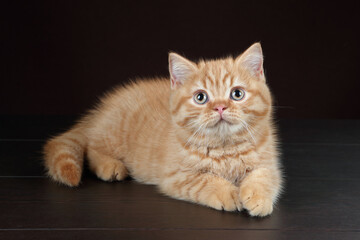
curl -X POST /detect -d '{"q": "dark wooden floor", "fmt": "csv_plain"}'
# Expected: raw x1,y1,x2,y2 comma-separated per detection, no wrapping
1,116,360,240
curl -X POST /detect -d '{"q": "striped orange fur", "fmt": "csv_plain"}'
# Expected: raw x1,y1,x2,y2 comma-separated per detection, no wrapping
44,43,282,217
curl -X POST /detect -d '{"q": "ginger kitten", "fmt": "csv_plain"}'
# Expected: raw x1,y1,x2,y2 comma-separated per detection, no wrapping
44,43,282,217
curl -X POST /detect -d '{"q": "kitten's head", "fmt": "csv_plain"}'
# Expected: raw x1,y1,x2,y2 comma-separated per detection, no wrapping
169,43,272,143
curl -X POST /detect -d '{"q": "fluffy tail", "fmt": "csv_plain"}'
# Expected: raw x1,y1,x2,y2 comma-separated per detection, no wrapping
43,124,87,187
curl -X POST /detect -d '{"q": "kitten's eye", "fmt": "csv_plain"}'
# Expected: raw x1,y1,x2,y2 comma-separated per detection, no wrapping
230,88,245,101
193,91,208,104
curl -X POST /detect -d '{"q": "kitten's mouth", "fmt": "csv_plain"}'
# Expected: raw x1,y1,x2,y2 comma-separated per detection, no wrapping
214,118,231,127
206,115,233,129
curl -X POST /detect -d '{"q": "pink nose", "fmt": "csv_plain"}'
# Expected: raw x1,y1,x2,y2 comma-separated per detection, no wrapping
214,105,227,115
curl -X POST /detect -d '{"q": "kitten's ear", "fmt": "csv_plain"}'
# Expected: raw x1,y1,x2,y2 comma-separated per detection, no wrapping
169,52,198,89
235,43,265,81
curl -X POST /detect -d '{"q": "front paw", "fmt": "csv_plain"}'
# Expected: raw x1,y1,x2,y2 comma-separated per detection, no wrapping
205,186,242,212
240,185,273,217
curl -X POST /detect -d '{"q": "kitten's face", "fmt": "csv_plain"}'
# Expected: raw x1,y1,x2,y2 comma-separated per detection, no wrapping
169,43,271,142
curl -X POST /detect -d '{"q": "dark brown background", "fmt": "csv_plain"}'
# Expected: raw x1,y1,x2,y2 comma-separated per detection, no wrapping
1,0,360,118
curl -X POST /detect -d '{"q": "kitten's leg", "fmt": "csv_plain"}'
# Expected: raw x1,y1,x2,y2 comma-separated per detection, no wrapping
87,148,128,181
239,167,282,217
159,171,241,211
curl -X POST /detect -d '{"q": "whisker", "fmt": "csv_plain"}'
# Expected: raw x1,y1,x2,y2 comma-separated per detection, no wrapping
239,119,257,144
185,122,206,147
